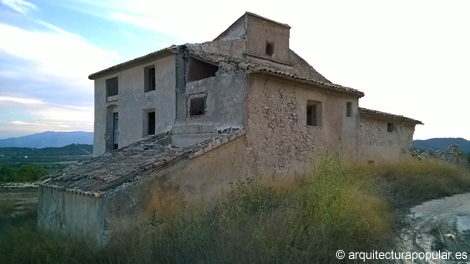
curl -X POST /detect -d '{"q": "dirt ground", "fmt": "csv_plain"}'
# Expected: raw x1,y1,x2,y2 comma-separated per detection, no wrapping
396,193,470,264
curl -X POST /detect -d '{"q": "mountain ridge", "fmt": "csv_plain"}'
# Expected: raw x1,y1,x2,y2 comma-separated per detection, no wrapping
0,131,93,148
413,137,470,153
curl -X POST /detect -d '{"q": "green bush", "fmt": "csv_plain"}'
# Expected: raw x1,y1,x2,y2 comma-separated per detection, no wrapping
0,165,47,182
375,159,470,208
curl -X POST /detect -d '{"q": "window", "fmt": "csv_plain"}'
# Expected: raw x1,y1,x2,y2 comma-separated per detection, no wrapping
145,66,156,92
190,97,206,117
387,122,395,132
147,111,155,135
106,77,118,97
346,102,352,117
307,101,322,127
265,41,274,56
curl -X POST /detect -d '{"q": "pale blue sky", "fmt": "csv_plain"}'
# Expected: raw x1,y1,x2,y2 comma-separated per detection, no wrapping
0,0,469,140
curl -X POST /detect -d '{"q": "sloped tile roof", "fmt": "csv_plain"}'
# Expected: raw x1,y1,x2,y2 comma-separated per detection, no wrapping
88,46,178,80
40,129,245,196
359,107,423,125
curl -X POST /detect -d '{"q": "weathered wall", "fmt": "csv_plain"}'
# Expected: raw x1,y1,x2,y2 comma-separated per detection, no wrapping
245,14,290,65
244,74,359,187
101,137,248,242
37,186,104,244
172,64,246,147
94,55,176,156
359,116,416,162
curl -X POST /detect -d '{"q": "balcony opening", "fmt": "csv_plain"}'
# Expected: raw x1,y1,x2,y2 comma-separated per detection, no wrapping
148,111,155,135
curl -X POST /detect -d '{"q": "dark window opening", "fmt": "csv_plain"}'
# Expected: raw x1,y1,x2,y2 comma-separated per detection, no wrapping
307,105,317,126
346,102,352,117
113,112,119,149
307,101,322,127
145,67,156,92
106,77,118,97
190,97,206,117
265,42,274,56
387,123,395,132
187,57,218,82
148,111,155,135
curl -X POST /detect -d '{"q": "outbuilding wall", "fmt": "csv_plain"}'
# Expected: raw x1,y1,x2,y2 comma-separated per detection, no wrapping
37,186,104,245
359,115,416,162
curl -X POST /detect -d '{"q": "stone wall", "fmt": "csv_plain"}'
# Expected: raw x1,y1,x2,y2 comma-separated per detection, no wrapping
413,144,469,169
359,115,416,162
245,74,360,187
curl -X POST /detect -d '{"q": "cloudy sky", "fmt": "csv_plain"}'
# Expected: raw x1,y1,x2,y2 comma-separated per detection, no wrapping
0,0,468,140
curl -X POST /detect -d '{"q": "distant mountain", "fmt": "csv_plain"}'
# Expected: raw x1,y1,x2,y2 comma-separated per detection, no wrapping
0,131,93,148
413,138,470,153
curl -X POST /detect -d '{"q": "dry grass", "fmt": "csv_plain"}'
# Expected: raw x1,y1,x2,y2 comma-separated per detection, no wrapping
375,159,470,208
1,157,469,263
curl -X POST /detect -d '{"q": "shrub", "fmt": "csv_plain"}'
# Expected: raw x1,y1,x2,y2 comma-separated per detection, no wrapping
0,165,47,182
375,159,470,208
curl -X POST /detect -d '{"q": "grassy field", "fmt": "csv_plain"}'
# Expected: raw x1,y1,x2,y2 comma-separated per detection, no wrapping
1,157,469,263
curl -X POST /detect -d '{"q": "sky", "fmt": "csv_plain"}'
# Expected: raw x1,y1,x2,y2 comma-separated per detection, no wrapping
0,0,468,140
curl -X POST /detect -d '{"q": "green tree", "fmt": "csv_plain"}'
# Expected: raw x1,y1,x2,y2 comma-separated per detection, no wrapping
0,165,47,182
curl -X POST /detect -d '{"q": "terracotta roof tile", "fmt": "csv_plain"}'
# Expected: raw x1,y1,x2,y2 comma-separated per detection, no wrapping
359,107,423,125
40,129,246,196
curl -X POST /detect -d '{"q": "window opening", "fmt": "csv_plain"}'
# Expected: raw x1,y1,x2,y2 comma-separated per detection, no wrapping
307,105,317,126
190,97,206,117
346,102,352,117
307,101,322,127
106,77,118,97
265,42,274,56
307,101,321,126
145,67,156,92
387,123,395,132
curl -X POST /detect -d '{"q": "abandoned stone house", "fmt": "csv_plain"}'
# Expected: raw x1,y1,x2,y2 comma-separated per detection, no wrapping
38,12,422,245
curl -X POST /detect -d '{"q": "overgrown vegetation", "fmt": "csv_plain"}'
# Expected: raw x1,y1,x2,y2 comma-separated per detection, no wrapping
1,157,469,263
376,159,470,208
0,164,48,182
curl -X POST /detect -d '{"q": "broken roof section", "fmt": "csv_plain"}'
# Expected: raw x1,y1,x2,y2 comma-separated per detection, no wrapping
87,12,364,98
359,107,423,125
189,49,364,97
40,129,245,197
